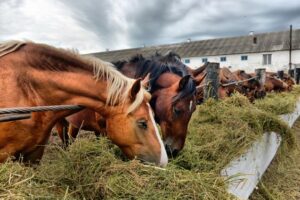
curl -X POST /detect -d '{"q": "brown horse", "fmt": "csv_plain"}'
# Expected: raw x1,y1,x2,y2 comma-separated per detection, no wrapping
59,54,197,157
267,72,294,91
232,70,266,101
264,74,289,92
0,41,167,166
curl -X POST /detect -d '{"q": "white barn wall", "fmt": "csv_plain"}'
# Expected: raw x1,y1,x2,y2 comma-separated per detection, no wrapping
183,50,300,73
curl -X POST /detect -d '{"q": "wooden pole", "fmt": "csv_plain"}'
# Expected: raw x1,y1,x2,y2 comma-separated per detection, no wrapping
255,68,266,86
204,62,219,100
277,70,284,80
294,67,300,84
289,25,293,70
288,69,294,77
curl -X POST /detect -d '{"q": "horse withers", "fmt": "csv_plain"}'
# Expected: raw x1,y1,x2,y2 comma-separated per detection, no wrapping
0,41,167,167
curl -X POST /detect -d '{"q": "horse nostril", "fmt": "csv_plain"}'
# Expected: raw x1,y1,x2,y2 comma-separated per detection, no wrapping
165,144,180,158
172,149,179,157
165,144,172,156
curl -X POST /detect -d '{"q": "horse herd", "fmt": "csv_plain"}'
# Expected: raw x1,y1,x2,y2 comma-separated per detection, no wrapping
0,41,294,168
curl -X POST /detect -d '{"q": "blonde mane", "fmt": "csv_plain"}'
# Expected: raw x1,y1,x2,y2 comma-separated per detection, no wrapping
0,40,149,113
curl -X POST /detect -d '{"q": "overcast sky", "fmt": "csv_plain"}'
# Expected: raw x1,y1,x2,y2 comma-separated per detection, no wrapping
1,0,300,53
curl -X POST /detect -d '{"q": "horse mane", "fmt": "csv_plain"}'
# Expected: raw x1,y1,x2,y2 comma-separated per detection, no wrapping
126,54,196,103
0,40,26,57
153,51,188,71
192,63,209,77
0,40,148,113
128,54,189,88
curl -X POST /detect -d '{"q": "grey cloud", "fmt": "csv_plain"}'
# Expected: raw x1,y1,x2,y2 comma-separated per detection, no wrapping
1,0,300,52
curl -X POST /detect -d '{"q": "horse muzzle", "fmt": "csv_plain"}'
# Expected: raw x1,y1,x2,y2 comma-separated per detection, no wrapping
165,144,180,158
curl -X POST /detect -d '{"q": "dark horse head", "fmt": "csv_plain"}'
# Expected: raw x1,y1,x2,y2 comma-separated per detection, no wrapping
114,54,197,157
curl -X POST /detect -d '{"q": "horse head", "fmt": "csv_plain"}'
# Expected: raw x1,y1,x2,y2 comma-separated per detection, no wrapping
150,74,196,157
103,79,168,167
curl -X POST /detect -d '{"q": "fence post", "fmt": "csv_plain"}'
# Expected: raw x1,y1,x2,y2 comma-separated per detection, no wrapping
204,62,219,100
294,68,300,84
277,70,284,80
255,68,266,85
288,69,294,77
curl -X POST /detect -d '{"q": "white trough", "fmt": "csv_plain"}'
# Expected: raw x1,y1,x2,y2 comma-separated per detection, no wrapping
221,100,300,200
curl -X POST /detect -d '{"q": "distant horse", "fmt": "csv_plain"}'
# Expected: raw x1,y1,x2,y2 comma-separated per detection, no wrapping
59,54,197,157
0,41,167,167
232,70,266,101
264,74,289,92
267,72,294,91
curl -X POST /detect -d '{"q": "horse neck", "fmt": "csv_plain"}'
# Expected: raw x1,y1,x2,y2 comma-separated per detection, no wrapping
27,69,111,114
191,63,208,77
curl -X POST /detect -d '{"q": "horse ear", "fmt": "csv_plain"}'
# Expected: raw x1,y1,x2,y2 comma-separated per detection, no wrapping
130,78,142,101
142,73,150,90
178,75,191,91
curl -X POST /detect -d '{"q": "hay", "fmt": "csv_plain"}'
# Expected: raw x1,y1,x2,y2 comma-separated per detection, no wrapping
254,86,300,115
173,93,295,173
0,138,232,200
0,88,300,199
250,116,300,200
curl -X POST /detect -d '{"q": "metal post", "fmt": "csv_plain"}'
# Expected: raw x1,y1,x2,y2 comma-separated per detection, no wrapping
277,70,284,80
204,62,219,100
255,68,266,85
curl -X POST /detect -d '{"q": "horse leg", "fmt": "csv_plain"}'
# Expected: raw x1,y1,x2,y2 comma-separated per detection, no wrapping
56,120,70,148
68,124,80,143
22,145,46,165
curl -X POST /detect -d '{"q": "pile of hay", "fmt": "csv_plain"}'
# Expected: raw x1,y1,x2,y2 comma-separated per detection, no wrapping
250,119,300,200
250,87,300,200
0,89,299,199
254,86,300,115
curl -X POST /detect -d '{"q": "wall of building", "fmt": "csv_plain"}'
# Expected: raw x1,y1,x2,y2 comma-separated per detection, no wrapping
182,50,300,72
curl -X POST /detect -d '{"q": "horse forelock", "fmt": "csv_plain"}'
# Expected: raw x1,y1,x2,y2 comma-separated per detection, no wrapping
172,77,196,104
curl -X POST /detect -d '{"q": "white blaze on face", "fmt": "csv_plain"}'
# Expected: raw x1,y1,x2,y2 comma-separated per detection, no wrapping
189,100,193,111
147,103,168,167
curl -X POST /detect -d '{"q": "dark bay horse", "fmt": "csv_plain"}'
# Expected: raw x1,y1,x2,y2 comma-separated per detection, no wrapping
0,41,167,167
59,54,197,157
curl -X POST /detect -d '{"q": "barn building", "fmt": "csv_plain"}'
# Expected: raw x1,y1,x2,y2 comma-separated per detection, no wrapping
89,28,300,72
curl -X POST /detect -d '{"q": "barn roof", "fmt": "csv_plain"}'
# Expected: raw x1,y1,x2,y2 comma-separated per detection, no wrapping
88,29,300,62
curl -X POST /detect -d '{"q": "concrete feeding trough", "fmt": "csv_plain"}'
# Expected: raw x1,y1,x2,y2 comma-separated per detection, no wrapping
221,100,300,199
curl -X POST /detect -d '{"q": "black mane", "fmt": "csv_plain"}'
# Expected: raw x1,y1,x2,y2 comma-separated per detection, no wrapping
113,54,196,103
152,51,188,70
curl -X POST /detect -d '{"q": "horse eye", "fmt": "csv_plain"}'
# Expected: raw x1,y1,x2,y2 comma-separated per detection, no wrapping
173,107,181,116
137,119,148,130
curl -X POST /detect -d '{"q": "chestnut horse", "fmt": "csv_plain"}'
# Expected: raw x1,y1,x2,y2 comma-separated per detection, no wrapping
59,54,197,157
266,72,294,91
232,70,266,101
264,74,289,92
0,41,167,166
